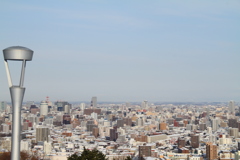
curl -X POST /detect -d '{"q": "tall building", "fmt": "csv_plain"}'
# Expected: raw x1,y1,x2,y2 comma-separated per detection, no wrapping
229,100,235,113
27,114,38,124
199,123,206,131
92,127,99,138
36,126,50,142
209,135,216,144
5,105,11,114
137,117,145,126
167,118,174,125
64,105,70,114
235,152,240,160
86,120,97,132
23,122,29,130
20,140,29,151
116,135,126,143
44,118,53,125
40,101,48,116
186,124,192,130
206,142,217,160
2,124,10,133
117,119,124,128
212,118,220,131
0,101,7,111
229,128,239,138
191,135,199,148
44,141,52,155
80,103,85,111
237,122,240,132
183,120,188,127
63,115,71,124
91,112,98,120
124,117,132,126
55,101,71,111
1,138,11,151
141,100,148,108
91,97,97,108
110,128,118,141
126,102,130,108
178,138,185,148
228,119,238,128
139,146,151,159
159,122,167,131
30,105,39,114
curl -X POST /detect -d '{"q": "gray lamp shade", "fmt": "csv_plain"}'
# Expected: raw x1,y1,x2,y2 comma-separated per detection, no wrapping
3,46,33,61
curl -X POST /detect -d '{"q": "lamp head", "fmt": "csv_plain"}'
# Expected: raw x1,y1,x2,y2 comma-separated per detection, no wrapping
3,46,33,61
3,46,34,87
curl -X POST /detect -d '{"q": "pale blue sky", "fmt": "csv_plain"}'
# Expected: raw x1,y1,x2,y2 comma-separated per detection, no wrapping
0,0,240,102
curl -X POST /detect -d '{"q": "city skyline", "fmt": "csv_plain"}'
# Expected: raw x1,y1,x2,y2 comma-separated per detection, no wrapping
0,1,240,102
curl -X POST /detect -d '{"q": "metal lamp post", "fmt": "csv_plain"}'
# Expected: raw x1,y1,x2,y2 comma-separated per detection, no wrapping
3,46,33,160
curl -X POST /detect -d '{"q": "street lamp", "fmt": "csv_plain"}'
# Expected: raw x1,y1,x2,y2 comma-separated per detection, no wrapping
3,46,33,160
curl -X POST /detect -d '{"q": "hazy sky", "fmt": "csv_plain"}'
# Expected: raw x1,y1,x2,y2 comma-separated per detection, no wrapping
0,0,240,102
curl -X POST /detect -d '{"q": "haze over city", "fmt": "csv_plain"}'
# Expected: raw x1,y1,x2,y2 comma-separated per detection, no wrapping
0,1,240,102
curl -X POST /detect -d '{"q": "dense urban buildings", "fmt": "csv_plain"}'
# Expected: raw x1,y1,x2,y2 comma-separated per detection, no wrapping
0,98,240,160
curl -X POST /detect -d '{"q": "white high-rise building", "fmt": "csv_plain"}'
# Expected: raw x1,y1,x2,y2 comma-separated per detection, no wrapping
80,103,85,110
207,127,212,134
186,124,192,130
36,126,50,142
44,118,53,125
64,105,70,114
219,137,232,145
229,128,239,138
141,100,148,108
212,118,220,131
0,101,7,112
103,120,111,127
6,105,11,114
20,140,29,151
192,125,198,130
117,127,125,135
56,113,63,121
27,114,38,123
98,127,105,138
44,141,52,155
209,135,216,143
40,101,48,116
2,124,10,133
229,100,235,113
91,97,97,108
116,135,126,143
91,112,98,120
126,102,130,108
81,121,87,128
9,113,12,121
1,138,11,151
137,117,145,126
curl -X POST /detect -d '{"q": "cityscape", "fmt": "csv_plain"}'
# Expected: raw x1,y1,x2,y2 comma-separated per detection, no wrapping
1,98,240,160
0,1,240,160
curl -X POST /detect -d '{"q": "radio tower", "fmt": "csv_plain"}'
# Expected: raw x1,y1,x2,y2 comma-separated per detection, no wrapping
46,96,50,105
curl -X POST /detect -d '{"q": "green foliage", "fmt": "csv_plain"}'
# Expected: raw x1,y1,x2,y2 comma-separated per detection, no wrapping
125,156,132,160
194,149,198,154
68,147,107,160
